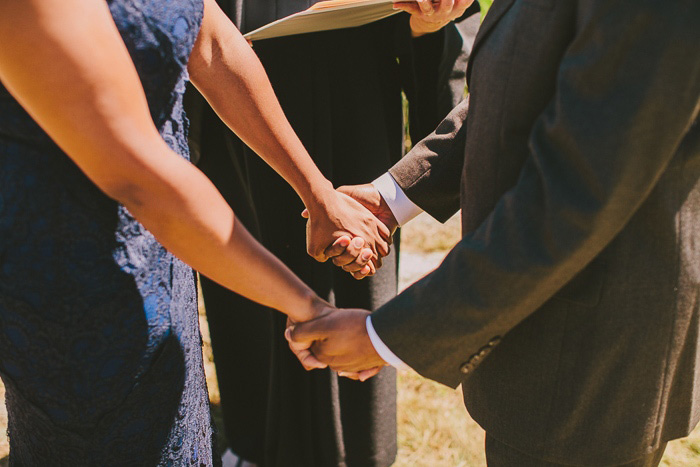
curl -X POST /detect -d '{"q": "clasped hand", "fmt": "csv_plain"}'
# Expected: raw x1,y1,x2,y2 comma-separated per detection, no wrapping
285,307,388,382
293,185,398,380
304,184,398,280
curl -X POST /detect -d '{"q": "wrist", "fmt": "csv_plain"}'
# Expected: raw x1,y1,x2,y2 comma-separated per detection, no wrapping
288,289,330,323
302,179,336,217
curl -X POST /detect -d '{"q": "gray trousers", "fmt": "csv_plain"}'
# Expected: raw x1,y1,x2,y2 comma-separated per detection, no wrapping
485,434,667,467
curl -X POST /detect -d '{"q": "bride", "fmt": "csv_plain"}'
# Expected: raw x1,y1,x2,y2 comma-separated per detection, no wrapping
0,0,385,464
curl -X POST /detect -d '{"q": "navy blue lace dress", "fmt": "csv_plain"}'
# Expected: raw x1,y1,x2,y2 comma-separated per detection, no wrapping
0,0,216,465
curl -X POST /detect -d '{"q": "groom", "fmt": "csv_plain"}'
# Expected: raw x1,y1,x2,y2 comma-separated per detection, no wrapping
291,0,700,465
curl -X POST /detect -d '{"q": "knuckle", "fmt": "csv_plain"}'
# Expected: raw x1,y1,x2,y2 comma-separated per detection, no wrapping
325,246,340,257
314,253,328,263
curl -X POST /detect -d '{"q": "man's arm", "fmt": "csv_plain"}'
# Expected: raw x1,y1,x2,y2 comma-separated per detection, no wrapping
389,98,469,222
373,0,700,387
291,0,700,384
321,99,469,275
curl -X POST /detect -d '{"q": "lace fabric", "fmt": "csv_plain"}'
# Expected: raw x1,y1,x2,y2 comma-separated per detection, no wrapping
0,0,217,464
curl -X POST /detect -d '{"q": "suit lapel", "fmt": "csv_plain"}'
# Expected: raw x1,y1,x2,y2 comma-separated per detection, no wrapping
467,0,517,85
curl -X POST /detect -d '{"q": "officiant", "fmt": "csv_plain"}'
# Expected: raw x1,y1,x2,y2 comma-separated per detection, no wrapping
185,1,480,465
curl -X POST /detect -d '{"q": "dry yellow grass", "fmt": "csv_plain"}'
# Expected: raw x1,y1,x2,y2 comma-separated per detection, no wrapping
401,212,463,253
395,371,486,467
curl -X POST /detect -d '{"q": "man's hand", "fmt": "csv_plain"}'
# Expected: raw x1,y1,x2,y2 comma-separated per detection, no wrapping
338,184,399,234
322,184,398,279
304,190,391,270
286,309,387,381
393,0,476,37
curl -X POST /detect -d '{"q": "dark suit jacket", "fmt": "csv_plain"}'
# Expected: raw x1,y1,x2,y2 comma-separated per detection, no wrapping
371,0,700,464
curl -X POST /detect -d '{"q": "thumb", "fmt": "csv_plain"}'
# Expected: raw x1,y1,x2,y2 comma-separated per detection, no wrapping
301,208,309,219
289,318,333,344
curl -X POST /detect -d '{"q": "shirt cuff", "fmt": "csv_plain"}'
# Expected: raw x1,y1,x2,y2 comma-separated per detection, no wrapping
372,173,423,227
366,315,412,371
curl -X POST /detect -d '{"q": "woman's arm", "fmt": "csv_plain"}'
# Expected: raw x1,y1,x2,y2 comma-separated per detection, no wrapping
188,0,389,268
0,0,327,322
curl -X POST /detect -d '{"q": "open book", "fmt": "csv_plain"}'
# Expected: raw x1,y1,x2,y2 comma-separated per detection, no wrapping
244,0,411,41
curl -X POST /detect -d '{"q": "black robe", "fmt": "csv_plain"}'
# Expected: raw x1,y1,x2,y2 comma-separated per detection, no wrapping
186,3,480,466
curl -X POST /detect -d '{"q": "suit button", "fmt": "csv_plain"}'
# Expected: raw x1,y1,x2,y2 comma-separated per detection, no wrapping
488,336,502,347
460,362,472,374
477,348,489,359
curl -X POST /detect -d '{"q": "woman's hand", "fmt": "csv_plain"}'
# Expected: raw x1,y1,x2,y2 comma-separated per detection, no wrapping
303,184,399,279
393,0,476,37
304,189,392,269
318,184,398,279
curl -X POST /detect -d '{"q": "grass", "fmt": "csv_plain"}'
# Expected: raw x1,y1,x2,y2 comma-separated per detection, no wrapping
478,0,493,17
400,212,462,253
395,371,486,467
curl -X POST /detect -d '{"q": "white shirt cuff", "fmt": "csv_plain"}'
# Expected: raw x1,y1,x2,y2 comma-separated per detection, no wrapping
372,173,423,227
366,315,411,371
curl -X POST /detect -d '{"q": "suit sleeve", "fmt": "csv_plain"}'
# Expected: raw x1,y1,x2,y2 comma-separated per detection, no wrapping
388,98,469,222
372,0,700,388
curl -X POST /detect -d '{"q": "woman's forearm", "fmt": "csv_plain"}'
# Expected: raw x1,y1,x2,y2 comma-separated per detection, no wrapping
120,143,326,321
188,0,392,264
188,0,334,210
